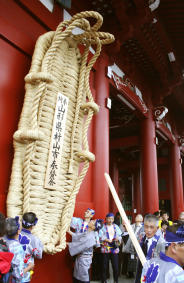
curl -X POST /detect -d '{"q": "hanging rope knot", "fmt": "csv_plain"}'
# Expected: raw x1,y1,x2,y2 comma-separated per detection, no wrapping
13,129,45,143
25,72,54,84
71,18,91,33
71,10,103,31
75,150,95,163
80,102,99,114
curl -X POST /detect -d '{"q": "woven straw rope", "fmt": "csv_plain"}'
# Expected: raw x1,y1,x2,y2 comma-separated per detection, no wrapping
7,11,114,254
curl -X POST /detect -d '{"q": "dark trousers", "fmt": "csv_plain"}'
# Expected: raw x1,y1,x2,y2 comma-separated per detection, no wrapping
121,252,129,275
134,259,142,283
73,277,89,283
101,253,119,282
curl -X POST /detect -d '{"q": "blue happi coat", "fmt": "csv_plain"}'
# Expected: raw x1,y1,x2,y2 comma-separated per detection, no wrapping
69,231,100,282
5,238,25,283
99,224,122,254
19,228,43,282
141,252,184,283
70,217,87,233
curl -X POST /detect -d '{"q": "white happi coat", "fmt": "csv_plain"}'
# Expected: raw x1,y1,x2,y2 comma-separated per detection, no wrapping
69,231,100,282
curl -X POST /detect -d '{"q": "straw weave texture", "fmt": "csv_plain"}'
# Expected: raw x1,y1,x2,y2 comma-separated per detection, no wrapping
6,11,114,254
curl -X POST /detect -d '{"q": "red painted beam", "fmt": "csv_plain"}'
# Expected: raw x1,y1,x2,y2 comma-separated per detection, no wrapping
0,0,47,55
118,157,168,171
18,0,62,30
156,121,176,144
119,160,139,171
110,136,139,149
109,73,149,117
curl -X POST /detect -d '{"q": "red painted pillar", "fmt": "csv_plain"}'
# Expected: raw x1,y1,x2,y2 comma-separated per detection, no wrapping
93,53,109,219
170,143,184,220
131,174,135,222
133,170,142,215
140,112,159,214
110,158,119,214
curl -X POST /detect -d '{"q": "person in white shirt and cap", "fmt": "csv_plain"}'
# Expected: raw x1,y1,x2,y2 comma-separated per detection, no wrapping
141,224,184,283
99,212,122,283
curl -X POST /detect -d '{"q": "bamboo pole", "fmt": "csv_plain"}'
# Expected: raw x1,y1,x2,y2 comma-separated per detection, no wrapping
104,172,146,266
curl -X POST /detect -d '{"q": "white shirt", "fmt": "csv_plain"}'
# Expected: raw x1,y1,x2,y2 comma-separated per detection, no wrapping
82,221,89,232
107,225,115,240
146,237,154,251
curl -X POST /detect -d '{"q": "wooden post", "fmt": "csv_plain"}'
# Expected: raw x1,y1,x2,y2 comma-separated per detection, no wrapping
93,53,110,218
170,143,184,219
140,114,159,214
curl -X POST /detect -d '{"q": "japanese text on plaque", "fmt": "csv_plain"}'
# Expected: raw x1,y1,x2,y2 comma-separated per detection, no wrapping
45,93,69,189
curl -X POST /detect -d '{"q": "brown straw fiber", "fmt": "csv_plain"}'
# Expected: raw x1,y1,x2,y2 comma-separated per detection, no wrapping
7,11,114,254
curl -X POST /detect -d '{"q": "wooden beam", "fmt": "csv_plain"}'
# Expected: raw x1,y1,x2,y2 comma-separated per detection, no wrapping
108,74,148,117
118,157,168,171
156,121,175,144
110,136,139,149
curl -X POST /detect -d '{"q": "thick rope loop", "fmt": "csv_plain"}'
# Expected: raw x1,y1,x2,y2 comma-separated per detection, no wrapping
67,10,103,32
13,129,45,143
80,102,99,114
25,72,54,84
73,31,115,46
75,150,95,163
55,18,91,37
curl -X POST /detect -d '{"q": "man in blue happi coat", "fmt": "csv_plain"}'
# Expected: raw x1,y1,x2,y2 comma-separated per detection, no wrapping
141,223,184,283
68,219,103,283
70,208,95,233
135,214,165,283
99,212,122,283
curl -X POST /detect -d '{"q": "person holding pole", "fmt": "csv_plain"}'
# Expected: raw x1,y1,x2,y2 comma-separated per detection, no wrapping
99,212,122,283
135,214,165,283
104,172,147,281
141,224,184,283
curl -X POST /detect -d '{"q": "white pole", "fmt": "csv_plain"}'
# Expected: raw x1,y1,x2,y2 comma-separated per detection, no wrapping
104,172,146,266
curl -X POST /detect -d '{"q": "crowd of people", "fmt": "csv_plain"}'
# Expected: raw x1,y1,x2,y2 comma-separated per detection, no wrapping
0,212,43,283
1,209,184,283
68,208,184,283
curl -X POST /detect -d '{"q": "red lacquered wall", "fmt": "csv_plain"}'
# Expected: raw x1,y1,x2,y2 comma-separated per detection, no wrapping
0,1,109,282
0,37,30,214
